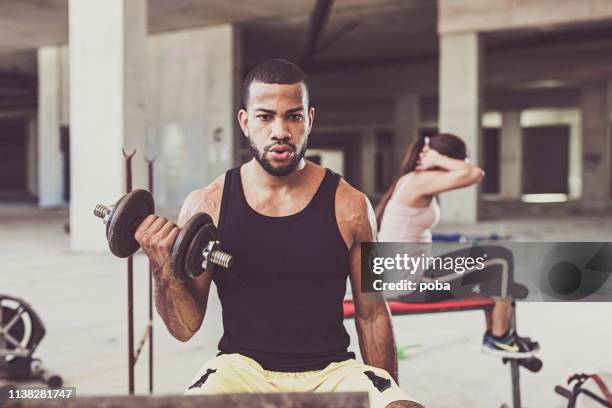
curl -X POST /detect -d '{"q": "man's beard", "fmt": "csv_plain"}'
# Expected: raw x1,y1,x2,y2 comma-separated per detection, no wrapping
248,138,307,177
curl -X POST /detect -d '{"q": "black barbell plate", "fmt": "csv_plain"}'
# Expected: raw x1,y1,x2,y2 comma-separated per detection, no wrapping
0,295,48,371
184,218,217,279
0,296,45,356
0,306,26,350
172,213,215,282
106,189,155,258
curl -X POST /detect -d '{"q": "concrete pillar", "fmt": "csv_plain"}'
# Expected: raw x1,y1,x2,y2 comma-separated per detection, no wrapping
580,81,611,212
568,112,582,201
37,47,65,207
360,129,376,198
438,32,482,223
69,0,147,252
26,116,38,198
393,93,419,173
500,111,522,199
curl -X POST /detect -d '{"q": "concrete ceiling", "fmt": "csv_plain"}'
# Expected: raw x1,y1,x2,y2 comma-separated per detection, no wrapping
3,0,609,73
1,0,611,102
1,0,611,61
0,0,436,71
0,0,436,111
242,0,437,68
0,0,68,53
149,0,331,32
0,0,315,53
0,0,433,50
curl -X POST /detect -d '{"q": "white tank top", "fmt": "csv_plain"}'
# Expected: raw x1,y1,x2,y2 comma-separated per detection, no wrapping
378,181,440,243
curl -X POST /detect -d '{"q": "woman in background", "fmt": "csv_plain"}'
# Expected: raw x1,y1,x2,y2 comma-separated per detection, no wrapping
376,133,538,358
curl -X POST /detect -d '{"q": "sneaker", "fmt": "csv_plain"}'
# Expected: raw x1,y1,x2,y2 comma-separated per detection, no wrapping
482,329,539,358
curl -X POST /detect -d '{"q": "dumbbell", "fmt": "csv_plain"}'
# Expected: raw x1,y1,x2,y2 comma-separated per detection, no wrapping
93,189,233,282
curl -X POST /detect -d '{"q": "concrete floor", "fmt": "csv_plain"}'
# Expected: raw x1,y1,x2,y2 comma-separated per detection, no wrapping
1,204,611,407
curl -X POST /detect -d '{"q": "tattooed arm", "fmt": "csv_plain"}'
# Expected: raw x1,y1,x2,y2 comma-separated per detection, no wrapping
135,176,224,342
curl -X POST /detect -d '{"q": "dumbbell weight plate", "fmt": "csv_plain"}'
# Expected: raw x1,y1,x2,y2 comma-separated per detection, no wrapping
171,213,216,282
0,305,26,350
184,218,218,279
107,189,155,258
0,295,46,361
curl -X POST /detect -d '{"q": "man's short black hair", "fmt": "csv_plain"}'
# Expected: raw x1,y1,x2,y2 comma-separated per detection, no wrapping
242,58,309,109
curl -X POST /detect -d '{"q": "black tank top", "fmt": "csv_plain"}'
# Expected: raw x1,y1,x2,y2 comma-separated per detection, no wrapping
215,166,354,372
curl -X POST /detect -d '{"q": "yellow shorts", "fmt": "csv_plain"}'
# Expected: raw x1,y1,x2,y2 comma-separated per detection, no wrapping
184,353,418,408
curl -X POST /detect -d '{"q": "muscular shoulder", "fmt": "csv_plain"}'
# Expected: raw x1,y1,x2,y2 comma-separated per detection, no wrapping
178,174,225,226
335,179,377,249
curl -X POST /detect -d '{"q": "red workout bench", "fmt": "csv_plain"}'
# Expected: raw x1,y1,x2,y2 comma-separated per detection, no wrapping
343,298,495,318
343,297,540,408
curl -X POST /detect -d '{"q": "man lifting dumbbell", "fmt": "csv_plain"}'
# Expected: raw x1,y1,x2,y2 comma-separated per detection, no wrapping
100,59,422,408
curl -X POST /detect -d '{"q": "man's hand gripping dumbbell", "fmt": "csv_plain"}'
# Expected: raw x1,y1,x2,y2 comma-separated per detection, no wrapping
93,189,233,282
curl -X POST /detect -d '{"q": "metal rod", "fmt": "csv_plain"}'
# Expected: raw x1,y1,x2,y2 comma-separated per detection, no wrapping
94,204,111,219
122,148,136,395
0,349,31,357
509,302,522,408
208,250,233,269
146,156,156,394
301,0,335,68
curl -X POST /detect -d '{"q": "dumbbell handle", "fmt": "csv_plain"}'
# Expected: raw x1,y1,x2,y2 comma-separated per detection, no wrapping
94,204,113,223
207,249,234,269
95,203,146,228
95,203,233,270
